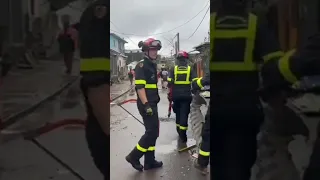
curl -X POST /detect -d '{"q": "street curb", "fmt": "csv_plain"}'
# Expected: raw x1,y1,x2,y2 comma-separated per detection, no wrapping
0,76,80,130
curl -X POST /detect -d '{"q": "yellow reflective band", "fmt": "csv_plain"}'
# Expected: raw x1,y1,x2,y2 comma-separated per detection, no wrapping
167,78,172,82
278,49,298,83
176,124,180,127
174,66,191,84
148,146,155,151
145,84,157,88
210,13,258,71
179,126,188,130
136,144,148,152
197,77,203,89
135,80,146,85
80,58,110,71
192,78,198,81
199,149,210,156
263,51,284,62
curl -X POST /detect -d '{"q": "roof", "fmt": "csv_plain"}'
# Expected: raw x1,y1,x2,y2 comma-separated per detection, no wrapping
110,33,128,43
193,42,210,51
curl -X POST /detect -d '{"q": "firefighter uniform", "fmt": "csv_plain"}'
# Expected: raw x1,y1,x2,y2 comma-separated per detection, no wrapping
209,10,285,179
168,63,197,142
79,0,109,179
126,57,163,171
259,33,320,180
261,33,320,95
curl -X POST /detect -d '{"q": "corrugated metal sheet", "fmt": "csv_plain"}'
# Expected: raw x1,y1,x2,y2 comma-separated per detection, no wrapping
189,93,209,152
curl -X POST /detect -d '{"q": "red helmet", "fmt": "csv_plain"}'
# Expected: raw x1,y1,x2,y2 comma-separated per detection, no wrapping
138,38,162,51
177,51,189,59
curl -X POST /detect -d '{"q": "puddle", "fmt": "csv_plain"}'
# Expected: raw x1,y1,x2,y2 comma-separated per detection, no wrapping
156,139,197,154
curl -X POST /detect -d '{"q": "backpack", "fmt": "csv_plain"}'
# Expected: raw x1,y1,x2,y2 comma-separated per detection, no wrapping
58,29,75,53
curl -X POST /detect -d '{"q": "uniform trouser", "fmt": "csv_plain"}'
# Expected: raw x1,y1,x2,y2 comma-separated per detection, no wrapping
173,99,191,134
135,103,159,162
210,110,263,180
198,107,210,166
85,121,109,180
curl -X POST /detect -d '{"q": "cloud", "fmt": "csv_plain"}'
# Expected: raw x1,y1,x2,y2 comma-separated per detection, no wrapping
110,0,210,56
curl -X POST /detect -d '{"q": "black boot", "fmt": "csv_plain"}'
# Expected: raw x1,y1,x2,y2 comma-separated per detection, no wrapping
144,151,163,170
125,148,144,171
179,131,187,143
194,158,208,175
176,126,180,135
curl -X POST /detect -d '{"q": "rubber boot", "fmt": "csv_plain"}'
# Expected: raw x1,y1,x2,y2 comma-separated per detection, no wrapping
144,151,163,170
176,126,180,135
125,148,144,171
179,130,187,143
194,158,208,175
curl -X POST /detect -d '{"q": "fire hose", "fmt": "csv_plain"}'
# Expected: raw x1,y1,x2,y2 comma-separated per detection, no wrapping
1,86,135,180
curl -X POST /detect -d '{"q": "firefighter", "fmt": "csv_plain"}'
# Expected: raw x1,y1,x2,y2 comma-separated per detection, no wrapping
167,51,197,142
259,33,320,180
79,0,109,179
206,0,287,179
125,38,163,171
191,73,210,174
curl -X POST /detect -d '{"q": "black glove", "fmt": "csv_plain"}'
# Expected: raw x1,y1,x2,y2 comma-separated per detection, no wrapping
144,102,153,116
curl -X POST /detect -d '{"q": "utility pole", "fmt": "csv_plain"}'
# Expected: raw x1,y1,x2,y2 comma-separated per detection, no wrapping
176,32,180,52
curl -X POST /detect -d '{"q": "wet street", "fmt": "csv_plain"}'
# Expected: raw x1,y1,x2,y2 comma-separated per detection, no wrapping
0,79,319,180
110,87,210,180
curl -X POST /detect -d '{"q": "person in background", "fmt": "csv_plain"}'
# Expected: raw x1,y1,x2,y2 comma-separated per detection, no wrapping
161,68,169,88
57,15,78,74
128,67,134,85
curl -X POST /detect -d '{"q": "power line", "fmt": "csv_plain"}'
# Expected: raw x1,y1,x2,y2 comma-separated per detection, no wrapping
187,6,210,39
110,0,209,37
110,21,137,45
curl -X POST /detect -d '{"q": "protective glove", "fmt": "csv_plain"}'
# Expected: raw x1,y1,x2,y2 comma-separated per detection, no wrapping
144,102,153,116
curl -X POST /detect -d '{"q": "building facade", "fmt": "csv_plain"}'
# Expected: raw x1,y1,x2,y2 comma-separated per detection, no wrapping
110,33,127,80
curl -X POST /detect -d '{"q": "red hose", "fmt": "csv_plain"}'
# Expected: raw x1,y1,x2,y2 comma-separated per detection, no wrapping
23,99,137,139
118,99,137,105
24,119,86,139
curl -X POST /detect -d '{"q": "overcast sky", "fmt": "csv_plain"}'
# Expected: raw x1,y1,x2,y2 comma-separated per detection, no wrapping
110,0,210,56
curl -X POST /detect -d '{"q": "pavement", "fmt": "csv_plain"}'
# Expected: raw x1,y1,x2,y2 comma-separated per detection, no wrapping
0,60,79,129
110,87,210,180
0,72,319,180
0,79,134,180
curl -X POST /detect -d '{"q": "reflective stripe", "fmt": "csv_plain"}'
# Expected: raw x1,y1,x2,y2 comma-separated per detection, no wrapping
148,146,155,151
135,80,146,85
80,58,110,71
192,78,198,81
263,51,284,62
196,77,203,89
167,77,172,82
145,84,157,88
174,66,191,84
179,126,188,130
176,124,188,130
210,13,258,71
136,144,148,152
135,80,157,89
199,149,210,156
278,49,298,83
